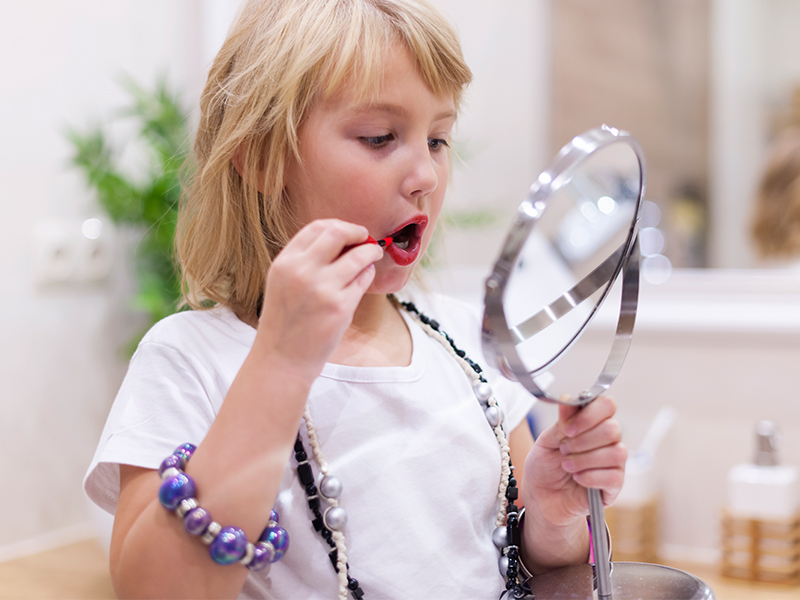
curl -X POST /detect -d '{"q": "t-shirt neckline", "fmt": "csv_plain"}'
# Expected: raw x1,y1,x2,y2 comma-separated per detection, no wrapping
224,304,427,384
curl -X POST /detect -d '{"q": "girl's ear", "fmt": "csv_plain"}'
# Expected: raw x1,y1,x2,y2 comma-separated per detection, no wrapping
231,144,246,178
231,144,267,193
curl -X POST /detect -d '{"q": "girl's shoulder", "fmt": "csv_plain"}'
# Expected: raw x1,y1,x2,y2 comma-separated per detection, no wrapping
136,305,255,353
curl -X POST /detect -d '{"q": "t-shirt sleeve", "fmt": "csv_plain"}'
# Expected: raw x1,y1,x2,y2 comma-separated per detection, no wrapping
487,369,535,434
83,340,217,514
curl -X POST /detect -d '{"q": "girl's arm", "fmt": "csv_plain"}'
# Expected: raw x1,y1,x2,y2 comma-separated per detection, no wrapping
110,220,383,599
518,396,626,574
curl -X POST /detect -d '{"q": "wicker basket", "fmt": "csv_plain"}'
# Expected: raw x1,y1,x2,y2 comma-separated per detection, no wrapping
720,509,800,584
605,497,659,563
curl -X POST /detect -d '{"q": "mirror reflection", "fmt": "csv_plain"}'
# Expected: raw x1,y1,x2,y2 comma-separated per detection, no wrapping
503,140,640,382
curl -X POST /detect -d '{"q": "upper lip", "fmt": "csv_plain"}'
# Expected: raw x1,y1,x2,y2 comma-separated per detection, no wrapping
387,215,428,240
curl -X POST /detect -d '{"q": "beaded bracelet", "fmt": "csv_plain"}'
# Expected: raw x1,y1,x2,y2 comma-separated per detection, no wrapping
157,443,289,570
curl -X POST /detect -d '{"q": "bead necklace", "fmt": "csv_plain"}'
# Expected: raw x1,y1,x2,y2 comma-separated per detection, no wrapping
292,296,530,600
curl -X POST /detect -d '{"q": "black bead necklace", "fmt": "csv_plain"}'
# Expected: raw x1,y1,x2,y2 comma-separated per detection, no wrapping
292,297,531,600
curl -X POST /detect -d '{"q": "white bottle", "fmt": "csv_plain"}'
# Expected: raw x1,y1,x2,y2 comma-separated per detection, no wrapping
727,421,799,520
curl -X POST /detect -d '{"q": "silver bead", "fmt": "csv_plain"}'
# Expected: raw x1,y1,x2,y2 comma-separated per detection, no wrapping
499,555,509,575
323,506,348,531
319,474,343,499
492,526,508,548
473,381,493,404
201,521,222,545
257,540,276,562
161,467,181,481
176,497,198,518
485,405,504,427
240,542,255,566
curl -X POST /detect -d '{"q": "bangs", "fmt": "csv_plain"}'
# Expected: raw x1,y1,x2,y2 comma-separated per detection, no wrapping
319,0,472,108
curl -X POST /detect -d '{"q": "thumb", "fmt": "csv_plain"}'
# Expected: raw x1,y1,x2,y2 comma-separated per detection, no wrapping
536,401,582,450
558,402,581,428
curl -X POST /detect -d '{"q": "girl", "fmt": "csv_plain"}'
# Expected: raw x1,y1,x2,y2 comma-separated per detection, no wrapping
84,0,627,598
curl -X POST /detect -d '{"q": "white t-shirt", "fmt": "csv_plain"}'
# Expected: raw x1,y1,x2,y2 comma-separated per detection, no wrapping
84,292,535,599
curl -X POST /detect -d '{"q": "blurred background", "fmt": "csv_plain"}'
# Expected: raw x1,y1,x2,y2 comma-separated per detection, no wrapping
2,0,800,597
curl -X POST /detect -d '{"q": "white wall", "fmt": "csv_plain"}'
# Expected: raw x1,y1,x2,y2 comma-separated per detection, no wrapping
433,0,552,271
0,0,204,557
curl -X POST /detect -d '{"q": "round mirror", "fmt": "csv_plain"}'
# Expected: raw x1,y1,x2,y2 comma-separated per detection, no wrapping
482,126,644,406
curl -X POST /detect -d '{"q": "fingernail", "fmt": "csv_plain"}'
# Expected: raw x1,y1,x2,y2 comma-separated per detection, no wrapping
559,443,569,455
565,424,577,437
562,459,575,472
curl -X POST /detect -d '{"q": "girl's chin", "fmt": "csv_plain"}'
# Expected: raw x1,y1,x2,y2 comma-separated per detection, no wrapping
366,269,414,295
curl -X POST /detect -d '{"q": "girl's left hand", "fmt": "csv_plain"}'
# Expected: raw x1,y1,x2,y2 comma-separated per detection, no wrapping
521,396,627,527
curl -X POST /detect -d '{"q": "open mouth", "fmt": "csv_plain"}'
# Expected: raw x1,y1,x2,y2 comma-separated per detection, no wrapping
390,223,418,250
385,218,427,266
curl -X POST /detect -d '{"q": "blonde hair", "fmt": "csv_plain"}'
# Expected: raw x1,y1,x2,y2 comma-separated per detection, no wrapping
177,0,472,317
752,129,800,258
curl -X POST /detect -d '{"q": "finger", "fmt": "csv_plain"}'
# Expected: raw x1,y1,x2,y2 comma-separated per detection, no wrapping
309,220,375,263
559,419,622,455
330,242,385,284
560,443,628,475
558,402,581,427
292,219,370,259
344,262,377,299
561,396,617,438
534,402,581,450
571,467,625,501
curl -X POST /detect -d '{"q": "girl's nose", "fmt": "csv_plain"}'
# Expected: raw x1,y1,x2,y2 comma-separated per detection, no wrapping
402,144,439,199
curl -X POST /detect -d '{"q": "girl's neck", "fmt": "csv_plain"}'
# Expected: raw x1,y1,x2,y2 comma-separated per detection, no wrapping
328,293,412,368
237,293,412,368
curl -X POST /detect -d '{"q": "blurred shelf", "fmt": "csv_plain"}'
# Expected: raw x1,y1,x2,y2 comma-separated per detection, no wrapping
1,536,799,599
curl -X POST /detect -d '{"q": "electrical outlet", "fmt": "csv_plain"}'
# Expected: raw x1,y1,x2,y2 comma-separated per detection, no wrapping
34,219,113,285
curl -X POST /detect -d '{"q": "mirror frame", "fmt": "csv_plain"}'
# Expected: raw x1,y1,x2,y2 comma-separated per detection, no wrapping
482,125,646,406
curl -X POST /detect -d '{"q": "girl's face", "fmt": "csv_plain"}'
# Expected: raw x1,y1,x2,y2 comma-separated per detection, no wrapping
284,43,456,294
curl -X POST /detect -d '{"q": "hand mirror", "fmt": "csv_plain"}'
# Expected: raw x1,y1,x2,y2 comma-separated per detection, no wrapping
482,126,714,599
482,125,642,407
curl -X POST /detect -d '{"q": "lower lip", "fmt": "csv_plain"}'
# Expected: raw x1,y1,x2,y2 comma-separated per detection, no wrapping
386,239,420,266
385,220,426,266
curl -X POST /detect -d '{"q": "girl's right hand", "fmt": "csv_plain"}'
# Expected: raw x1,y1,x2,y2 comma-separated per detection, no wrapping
255,218,383,380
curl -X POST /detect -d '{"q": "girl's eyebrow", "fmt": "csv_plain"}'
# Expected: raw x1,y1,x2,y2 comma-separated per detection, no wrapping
350,103,457,122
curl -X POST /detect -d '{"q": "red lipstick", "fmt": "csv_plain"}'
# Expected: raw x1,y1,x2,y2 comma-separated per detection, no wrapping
341,235,393,257
366,235,394,248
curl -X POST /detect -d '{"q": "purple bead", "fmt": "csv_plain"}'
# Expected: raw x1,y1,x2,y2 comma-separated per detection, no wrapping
158,472,197,511
247,542,273,572
158,453,186,477
183,506,212,536
270,509,279,524
174,443,197,462
209,526,248,565
259,526,289,562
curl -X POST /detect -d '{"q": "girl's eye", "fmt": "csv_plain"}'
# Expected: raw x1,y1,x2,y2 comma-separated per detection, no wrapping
428,137,450,152
361,134,394,148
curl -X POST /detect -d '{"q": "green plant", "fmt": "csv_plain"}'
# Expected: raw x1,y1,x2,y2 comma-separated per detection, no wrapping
66,77,191,353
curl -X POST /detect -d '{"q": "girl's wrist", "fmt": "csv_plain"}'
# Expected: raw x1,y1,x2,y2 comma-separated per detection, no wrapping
519,500,591,574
